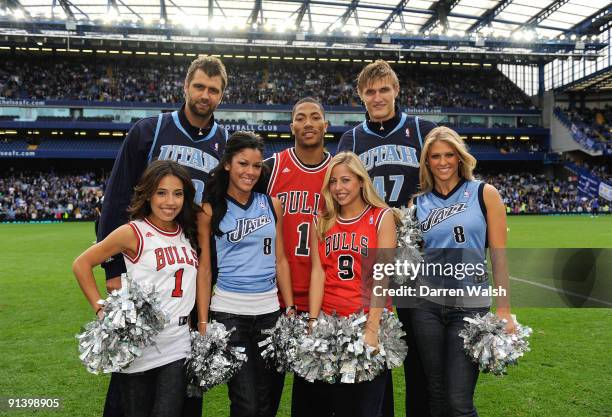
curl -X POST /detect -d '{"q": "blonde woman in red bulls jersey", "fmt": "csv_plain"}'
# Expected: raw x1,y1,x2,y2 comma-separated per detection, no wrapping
263,98,331,417
308,151,400,417
73,160,201,417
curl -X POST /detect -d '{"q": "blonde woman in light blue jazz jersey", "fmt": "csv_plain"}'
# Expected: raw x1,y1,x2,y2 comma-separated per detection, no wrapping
409,126,514,417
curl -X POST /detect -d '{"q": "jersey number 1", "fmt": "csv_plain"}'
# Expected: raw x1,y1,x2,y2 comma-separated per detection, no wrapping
172,268,184,297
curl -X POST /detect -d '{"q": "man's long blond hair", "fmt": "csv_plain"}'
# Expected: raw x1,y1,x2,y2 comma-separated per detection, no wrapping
317,151,400,238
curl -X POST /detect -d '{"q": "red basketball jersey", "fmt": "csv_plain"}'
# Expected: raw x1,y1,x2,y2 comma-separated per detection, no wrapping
267,147,331,311
317,205,391,317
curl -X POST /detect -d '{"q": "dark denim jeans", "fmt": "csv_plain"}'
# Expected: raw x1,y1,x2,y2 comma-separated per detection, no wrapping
291,371,387,417
212,310,284,417
396,307,431,417
116,359,187,417
104,367,202,417
409,301,489,417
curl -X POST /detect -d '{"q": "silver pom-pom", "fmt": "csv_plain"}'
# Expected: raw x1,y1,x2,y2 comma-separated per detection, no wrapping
293,311,407,384
293,312,340,383
258,313,308,373
336,312,386,383
378,310,409,370
76,273,170,374
459,312,532,376
186,322,248,397
394,206,423,284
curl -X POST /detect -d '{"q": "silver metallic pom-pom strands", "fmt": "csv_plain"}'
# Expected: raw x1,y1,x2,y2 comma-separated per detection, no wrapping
293,312,340,383
459,312,532,375
292,311,407,384
259,313,308,373
186,322,248,396
76,273,170,374
394,206,424,284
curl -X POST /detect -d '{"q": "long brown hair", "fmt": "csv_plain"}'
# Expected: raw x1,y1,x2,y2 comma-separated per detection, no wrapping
128,160,202,251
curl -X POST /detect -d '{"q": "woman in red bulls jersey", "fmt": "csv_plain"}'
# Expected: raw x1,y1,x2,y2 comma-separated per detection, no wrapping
308,151,400,417
73,160,201,417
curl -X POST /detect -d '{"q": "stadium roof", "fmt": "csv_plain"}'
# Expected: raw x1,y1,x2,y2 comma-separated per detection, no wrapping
0,0,609,63
9,0,610,39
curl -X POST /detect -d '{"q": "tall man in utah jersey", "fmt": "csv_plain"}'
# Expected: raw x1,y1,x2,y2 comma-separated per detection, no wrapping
97,56,229,417
337,60,436,417
264,97,331,417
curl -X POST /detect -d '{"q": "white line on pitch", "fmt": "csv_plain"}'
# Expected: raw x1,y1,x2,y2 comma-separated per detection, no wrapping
509,275,612,307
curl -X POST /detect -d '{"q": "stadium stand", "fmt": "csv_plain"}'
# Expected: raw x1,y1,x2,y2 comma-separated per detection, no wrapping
554,107,611,153
2,169,606,222
0,58,535,110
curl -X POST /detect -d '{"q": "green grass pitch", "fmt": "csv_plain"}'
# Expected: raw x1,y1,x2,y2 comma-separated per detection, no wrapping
0,215,611,416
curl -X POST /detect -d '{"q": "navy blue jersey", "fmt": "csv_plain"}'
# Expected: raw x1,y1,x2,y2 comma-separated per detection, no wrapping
148,111,228,204
338,113,436,208
98,107,228,279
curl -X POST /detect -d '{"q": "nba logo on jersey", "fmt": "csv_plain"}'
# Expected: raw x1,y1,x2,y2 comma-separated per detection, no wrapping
405,128,410,138
369,215,374,224
259,201,266,209
464,190,470,197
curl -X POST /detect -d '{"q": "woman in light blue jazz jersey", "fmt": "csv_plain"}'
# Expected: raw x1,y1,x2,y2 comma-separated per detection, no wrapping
409,126,515,417
195,131,294,417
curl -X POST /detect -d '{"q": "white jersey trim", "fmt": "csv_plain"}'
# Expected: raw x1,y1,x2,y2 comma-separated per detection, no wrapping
337,205,371,225
288,147,331,173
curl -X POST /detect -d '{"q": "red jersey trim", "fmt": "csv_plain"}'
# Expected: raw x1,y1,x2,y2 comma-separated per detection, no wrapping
288,148,331,173
337,205,371,225
144,217,181,236
123,222,143,264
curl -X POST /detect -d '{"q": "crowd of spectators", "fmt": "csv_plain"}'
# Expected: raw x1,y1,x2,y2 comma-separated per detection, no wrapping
0,170,106,222
569,158,611,183
555,106,612,154
0,57,535,110
483,172,608,214
1,168,607,222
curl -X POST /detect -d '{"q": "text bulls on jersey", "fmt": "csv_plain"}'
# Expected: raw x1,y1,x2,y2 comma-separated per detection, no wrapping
154,246,199,271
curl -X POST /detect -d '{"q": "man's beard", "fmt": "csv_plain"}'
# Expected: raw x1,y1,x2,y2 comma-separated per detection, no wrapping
187,97,216,120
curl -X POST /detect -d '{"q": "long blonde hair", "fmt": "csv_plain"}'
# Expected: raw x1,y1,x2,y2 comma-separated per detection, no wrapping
418,126,477,195
317,151,400,238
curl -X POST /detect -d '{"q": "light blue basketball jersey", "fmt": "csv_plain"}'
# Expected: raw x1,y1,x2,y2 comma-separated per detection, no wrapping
214,192,278,293
415,179,488,289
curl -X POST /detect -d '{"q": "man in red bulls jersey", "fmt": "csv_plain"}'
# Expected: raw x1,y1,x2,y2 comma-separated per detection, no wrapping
337,60,437,417
264,97,331,417
96,56,229,417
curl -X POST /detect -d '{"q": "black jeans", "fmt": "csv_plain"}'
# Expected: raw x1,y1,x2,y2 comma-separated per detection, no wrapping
396,307,431,417
291,371,387,417
104,368,203,417
116,359,187,417
409,301,489,417
212,310,284,417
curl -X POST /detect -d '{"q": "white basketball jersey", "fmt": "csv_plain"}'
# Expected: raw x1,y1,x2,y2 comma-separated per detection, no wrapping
121,218,199,373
